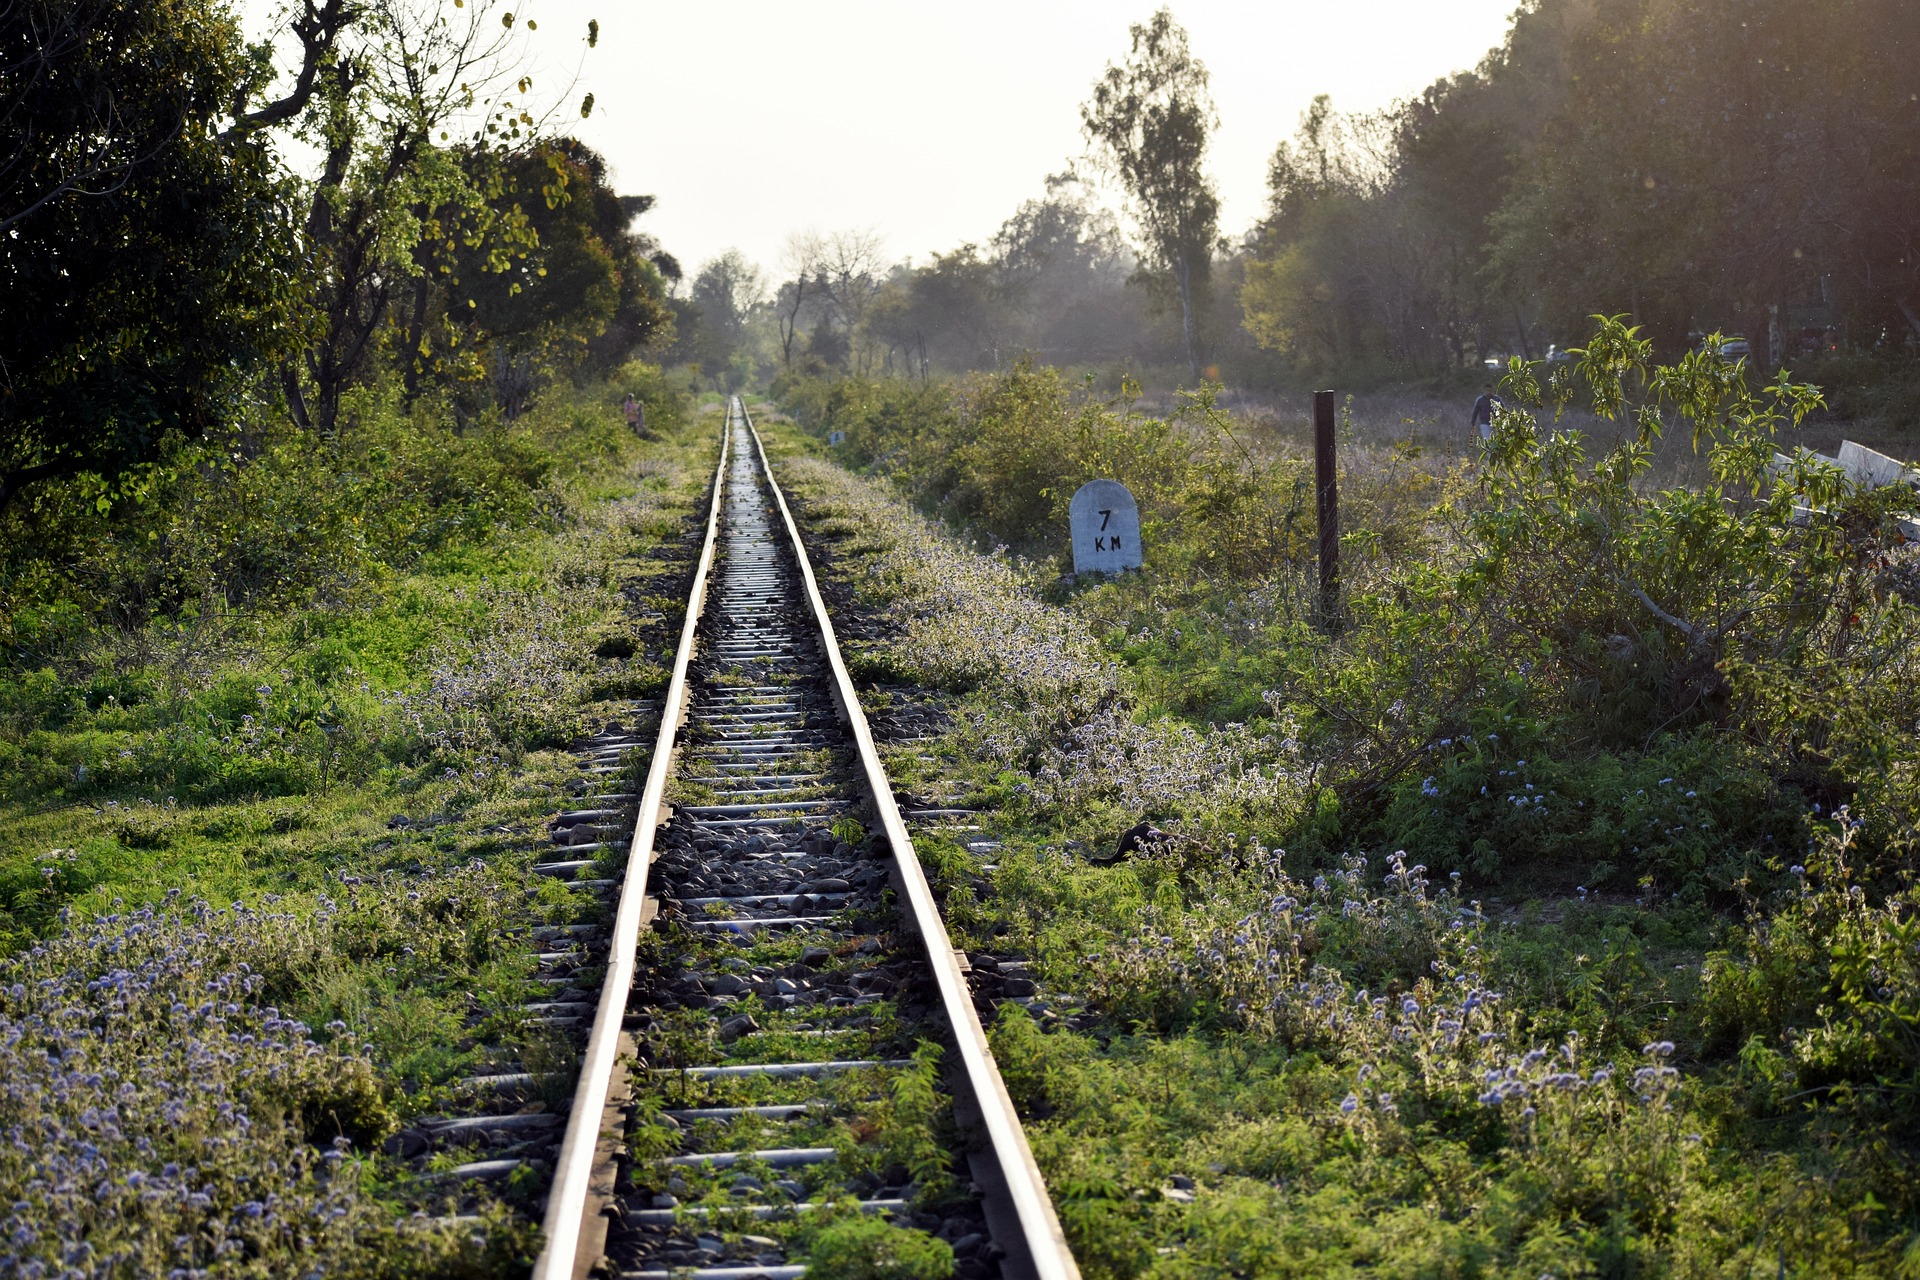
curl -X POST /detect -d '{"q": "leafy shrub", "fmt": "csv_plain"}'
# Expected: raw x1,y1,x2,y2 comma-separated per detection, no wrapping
0,668,403,805
802,1215,954,1280
0,567,617,812
1702,810,1920,1151
1261,317,1920,884
1376,721,1803,894
782,361,1322,578
0,366,675,659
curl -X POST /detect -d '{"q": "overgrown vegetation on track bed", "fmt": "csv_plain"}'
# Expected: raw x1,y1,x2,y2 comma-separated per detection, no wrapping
769,324,1920,1277
0,371,717,1277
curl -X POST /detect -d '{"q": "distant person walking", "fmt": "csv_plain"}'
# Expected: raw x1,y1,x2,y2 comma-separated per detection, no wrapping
1471,384,1503,444
622,393,644,435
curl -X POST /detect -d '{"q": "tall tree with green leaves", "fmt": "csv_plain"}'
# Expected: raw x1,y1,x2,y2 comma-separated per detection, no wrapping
409,137,674,415
0,0,351,514
686,249,767,381
288,0,543,432
1081,7,1220,385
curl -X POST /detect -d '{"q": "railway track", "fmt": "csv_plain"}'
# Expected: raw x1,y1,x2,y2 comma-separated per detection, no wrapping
498,399,1079,1280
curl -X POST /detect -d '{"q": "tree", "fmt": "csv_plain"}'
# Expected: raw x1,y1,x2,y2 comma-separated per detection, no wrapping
1081,7,1220,384
773,229,884,374
866,247,1008,373
855,174,1152,378
587,192,680,372
817,228,887,373
285,0,601,433
993,175,1127,288
776,231,825,368
691,251,767,342
414,137,674,414
989,173,1139,363
1485,0,1722,357
1236,0,1920,373
805,314,849,371
687,249,767,380
1242,96,1475,377
1242,97,1382,372
1486,0,1920,358
0,0,350,513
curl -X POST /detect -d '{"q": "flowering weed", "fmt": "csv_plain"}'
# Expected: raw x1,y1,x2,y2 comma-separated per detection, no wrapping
0,898,526,1278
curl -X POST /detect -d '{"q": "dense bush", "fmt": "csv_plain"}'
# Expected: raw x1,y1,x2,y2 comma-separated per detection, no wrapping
0,369,691,810
1702,811,1920,1146
1277,321,1920,881
0,373,713,1278
801,320,1920,894
0,369,686,656
1790,349,1920,428
0,574,615,810
780,362,1325,580
1374,713,1805,894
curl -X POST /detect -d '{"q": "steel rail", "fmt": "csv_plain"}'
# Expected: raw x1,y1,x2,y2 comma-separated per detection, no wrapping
740,401,1082,1280
533,417,733,1280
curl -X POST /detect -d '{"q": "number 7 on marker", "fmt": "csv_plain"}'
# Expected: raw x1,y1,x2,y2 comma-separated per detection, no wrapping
1098,509,1112,530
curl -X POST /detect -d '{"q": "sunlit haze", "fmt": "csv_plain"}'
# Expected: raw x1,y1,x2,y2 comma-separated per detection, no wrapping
244,0,1523,280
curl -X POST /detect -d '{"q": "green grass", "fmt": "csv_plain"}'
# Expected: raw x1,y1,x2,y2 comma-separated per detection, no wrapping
0,371,726,1277
763,370,1920,1279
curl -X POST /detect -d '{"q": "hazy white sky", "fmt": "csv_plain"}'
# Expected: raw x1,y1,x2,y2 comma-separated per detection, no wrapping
244,0,1523,282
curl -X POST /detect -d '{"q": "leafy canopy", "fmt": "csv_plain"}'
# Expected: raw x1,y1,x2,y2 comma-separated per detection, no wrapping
1081,6,1220,382
0,0,310,513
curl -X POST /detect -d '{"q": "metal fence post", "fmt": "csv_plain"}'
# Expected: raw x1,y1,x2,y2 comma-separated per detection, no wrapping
1314,389,1339,627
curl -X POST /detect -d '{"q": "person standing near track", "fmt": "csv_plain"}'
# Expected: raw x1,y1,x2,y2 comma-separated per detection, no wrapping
1471,384,1503,444
622,393,644,435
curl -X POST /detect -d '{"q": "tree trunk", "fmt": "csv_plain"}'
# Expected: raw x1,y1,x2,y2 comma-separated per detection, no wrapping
1176,251,1200,385
1896,298,1920,344
281,365,312,430
0,461,66,516
779,278,806,367
312,354,340,438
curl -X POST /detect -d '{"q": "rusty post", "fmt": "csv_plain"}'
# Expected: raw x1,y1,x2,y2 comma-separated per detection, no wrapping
1314,389,1339,626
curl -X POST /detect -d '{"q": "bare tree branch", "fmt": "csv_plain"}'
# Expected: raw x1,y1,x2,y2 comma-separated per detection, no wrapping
777,230,825,367
1628,583,1707,647
222,0,357,140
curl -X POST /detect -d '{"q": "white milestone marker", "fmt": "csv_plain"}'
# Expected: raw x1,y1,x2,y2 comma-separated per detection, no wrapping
1069,479,1142,575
